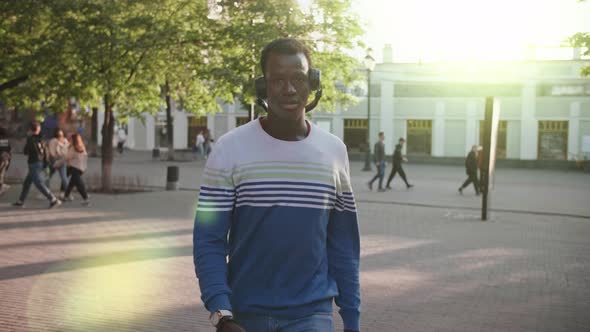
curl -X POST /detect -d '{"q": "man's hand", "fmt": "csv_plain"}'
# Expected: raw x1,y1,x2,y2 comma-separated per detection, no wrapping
216,319,246,332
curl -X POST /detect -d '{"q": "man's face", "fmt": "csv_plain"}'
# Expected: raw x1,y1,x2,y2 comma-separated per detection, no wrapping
379,134,384,141
399,139,405,146
265,52,311,121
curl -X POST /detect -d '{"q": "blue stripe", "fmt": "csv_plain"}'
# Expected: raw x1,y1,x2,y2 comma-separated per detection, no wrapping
237,195,337,203
198,198,235,203
235,199,335,207
200,192,236,198
235,181,335,191
200,186,235,193
238,193,336,200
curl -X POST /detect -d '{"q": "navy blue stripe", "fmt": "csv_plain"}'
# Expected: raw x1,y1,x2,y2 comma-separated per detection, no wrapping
237,186,335,196
199,192,236,198
235,199,335,207
237,195,337,203
235,181,335,191
237,193,336,200
200,186,235,193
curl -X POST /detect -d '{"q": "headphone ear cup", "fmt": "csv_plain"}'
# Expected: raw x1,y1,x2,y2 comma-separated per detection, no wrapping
308,68,321,91
255,77,267,99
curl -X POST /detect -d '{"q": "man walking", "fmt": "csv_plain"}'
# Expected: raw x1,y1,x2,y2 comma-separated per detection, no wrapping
459,145,480,195
368,132,386,192
386,137,413,189
13,122,61,208
193,38,360,332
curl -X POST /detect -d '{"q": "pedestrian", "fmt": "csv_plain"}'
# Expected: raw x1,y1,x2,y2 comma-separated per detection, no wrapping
203,130,212,158
0,126,12,195
195,130,205,159
117,126,126,154
477,145,484,189
368,131,386,192
46,128,70,198
59,133,90,206
458,145,480,196
385,137,413,189
13,122,61,208
193,38,360,332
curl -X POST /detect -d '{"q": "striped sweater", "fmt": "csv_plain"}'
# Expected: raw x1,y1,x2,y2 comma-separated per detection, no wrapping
193,118,361,330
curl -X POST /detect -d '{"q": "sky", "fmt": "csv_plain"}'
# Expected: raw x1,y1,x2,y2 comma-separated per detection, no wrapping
306,0,590,62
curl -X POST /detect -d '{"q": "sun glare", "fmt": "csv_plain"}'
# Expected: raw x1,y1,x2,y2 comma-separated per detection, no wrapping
350,0,590,62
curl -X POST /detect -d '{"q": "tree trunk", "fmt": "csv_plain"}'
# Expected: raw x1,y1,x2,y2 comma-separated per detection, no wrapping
101,95,115,192
165,80,174,161
90,107,98,157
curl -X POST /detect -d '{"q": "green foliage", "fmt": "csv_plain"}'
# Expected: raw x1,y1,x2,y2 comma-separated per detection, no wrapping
2,0,365,115
569,32,590,77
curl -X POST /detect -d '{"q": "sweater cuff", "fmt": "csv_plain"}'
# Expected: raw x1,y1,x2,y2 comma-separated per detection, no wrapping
341,309,360,331
207,294,232,314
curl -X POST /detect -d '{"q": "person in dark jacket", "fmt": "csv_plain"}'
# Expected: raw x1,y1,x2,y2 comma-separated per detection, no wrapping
368,132,386,191
386,137,413,189
0,126,12,195
459,145,480,195
13,122,61,208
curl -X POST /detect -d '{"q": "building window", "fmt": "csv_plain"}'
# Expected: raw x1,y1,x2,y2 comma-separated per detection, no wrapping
343,119,368,153
236,117,250,127
538,121,568,160
407,120,432,156
480,120,507,159
188,116,208,147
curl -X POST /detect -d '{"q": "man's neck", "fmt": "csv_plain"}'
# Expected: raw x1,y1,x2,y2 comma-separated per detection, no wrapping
262,113,309,141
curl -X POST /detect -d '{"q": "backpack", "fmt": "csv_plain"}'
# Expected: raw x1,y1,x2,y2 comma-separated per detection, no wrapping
33,139,50,168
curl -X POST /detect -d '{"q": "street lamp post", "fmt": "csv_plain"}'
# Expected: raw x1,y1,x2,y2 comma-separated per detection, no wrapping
362,48,376,171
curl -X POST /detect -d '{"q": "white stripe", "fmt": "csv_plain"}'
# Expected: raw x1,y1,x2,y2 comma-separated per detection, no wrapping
198,196,235,202
198,201,234,207
237,184,335,193
197,207,233,212
335,206,357,212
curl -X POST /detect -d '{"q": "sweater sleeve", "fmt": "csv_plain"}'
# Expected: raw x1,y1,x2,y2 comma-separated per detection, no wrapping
328,149,361,331
193,138,236,314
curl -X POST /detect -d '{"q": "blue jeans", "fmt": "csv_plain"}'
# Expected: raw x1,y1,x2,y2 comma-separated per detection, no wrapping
19,161,55,202
46,160,68,192
369,161,385,189
234,312,334,332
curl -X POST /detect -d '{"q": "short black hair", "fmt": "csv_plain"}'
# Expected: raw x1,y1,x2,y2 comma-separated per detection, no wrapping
260,38,312,76
29,121,40,132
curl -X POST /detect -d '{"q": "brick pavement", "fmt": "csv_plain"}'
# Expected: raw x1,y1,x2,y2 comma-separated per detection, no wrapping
1,156,590,331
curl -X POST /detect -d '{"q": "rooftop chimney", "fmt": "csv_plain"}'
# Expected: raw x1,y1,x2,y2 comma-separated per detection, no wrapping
383,44,393,63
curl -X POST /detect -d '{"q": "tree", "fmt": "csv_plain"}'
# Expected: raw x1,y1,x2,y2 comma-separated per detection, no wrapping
569,32,590,77
212,0,365,114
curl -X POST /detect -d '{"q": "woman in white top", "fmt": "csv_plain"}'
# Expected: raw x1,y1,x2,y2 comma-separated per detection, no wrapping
46,128,70,195
60,133,89,205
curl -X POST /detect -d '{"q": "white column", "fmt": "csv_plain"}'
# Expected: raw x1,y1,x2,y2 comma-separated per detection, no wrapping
97,106,104,146
380,80,394,155
146,114,155,150
333,106,344,141
568,101,581,159
173,107,188,149
465,101,478,151
126,116,135,149
520,81,537,159
432,101,445,157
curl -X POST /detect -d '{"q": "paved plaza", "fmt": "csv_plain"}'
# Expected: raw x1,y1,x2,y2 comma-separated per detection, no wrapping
1,153,589,331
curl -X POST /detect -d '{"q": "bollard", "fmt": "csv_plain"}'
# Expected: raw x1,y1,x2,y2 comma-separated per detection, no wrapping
152,148,160,159
166,166,179,191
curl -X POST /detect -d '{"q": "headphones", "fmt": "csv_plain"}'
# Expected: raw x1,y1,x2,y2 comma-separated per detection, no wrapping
255,68,322,113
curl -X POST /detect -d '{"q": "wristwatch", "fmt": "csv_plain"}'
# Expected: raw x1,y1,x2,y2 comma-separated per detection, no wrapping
210,309,233,327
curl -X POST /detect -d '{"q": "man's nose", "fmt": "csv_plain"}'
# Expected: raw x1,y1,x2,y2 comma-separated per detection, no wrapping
284,80,297,94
